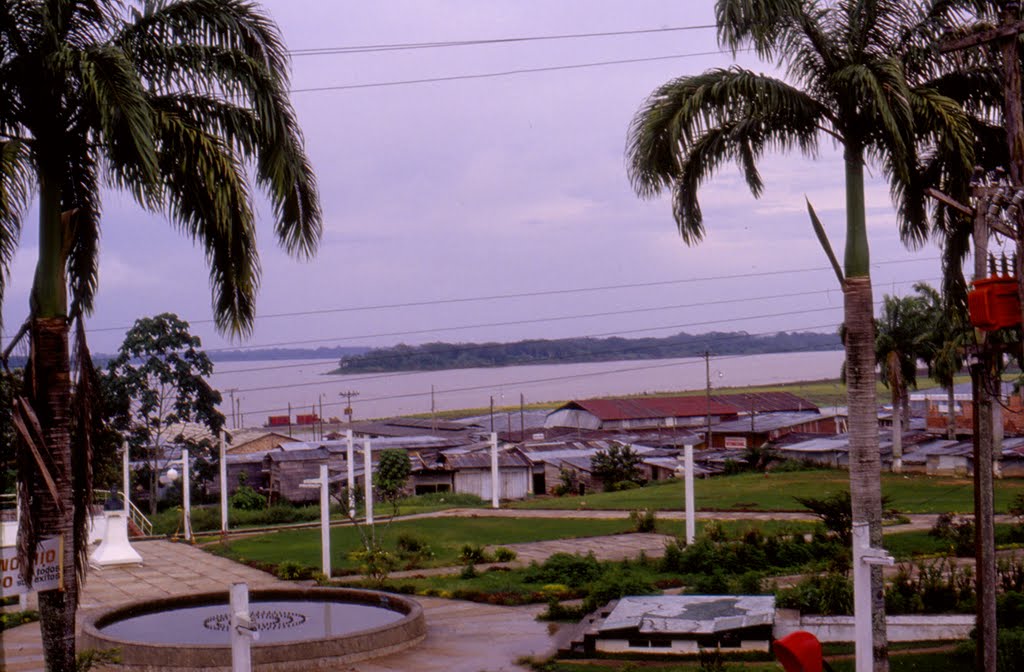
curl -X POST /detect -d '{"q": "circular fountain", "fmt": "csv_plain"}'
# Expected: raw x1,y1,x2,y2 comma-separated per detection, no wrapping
79,587,425,670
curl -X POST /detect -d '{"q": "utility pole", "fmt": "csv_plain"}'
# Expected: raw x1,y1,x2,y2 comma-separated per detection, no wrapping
940,11,1024,667
431,385,436,432
490,395,495,433
520,393,525,438
225,388,238,428
338,390,359,424
704,350,712,449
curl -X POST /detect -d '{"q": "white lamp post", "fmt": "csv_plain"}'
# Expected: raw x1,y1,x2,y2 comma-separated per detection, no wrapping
122,441,131,518
489,432,500,509
675,444,696,545
363,438,374,525
166,448,192,542
346,430,355,518
300,464,331,577
219,431,228,534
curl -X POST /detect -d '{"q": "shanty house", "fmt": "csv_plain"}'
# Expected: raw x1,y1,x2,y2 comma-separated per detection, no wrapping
442,447,531,500
545,397,739,432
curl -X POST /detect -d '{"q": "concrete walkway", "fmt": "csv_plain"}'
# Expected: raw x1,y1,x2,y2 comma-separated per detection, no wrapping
0,539,556,672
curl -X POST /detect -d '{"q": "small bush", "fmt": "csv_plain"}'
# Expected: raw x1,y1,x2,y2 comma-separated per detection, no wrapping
229,485,266,512
524,552,602,588
776,571,853,615
583,569,657,612
538,598,589,622
493,547,517,562
395,533,434,568
460,563,478,579
459,544,491,564
929,512,975,557
275,561,314,581
629,508,656,533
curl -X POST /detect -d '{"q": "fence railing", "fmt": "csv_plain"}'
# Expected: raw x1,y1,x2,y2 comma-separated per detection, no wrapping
94,490,154,537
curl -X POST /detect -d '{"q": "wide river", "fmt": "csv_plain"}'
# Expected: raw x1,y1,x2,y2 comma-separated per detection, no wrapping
208,350,846,425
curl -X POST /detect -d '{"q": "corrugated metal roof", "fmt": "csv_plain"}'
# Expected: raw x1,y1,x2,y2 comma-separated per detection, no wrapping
561,396,739,421
712,412,833,434
711,392,819,414
443,449,530,469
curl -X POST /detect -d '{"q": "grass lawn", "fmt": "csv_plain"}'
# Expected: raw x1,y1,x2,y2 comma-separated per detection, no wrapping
215,517,636,572
511,470,1024,514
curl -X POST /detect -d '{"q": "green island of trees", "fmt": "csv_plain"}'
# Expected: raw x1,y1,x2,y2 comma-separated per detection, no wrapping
331,330,840,373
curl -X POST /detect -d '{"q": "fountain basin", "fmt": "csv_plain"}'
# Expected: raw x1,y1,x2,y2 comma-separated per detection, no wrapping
79,587,425,671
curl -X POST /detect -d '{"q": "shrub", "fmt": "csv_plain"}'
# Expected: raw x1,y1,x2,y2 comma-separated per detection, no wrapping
395,533,433,568
539,598,589,622
275,561,314,581
776,571,853,615
229,485,266,512
997,629,1024,672
929,512,975,557
629,508,656,533
525,552,603,588
460,563,478,579
459,544,491,565
583,569,657,612
493,547,517,562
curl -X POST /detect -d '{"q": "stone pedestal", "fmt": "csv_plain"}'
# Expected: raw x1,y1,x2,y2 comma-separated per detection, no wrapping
90,512,143,568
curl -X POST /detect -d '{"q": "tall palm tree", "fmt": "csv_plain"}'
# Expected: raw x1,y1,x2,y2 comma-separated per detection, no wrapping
914,282,967,439
626,2,973,669
875,293,929,469
0,2,321,669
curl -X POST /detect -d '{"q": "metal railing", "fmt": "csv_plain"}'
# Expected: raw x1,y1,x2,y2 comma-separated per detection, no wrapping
94,490,154,537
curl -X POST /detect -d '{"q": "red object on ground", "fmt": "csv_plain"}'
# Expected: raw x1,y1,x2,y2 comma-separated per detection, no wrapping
267,415,290,427
968,276,1020,331
774,631,823,672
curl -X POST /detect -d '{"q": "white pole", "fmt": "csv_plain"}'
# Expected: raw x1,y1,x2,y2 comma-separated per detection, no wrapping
684,444,695,545
220,431,228,534
852,521,894,672
346,429,355,518
490,432,500,509
363,438,373,525
182,448,192,543
319,463,330,577
122,441,130,517
230,582,258,672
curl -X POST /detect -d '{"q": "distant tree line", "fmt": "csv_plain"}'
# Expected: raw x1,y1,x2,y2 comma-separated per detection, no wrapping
332,330,841,373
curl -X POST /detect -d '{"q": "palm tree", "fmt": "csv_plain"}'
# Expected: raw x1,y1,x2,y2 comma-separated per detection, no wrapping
875,293,929,469
626,2,973,669
914,282,967,439
0,2,321,669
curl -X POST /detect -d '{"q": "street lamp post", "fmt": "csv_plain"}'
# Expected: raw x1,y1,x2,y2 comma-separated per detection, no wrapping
166,448,192,543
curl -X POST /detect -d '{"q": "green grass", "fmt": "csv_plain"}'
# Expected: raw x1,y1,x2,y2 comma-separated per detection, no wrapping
215,517,636,572
512,470,1024,514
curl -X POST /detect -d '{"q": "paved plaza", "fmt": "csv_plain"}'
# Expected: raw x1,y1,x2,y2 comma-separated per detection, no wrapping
0,536,564,672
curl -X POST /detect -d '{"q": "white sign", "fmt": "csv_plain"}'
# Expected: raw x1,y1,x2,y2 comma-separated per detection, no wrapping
0,536,63,596
724,436,748,449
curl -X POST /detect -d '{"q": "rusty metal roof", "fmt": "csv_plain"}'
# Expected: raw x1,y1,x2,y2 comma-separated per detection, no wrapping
560,396,738,421
710,392,819,414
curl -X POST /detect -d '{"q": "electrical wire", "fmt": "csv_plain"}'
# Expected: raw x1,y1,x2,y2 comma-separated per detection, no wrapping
289,25,717,57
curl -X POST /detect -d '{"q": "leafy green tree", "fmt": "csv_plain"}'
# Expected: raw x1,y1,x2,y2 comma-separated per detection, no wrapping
591,444,643,491
106,314,224,515
374,448,412,515
0,2,320,663
626,2,973,667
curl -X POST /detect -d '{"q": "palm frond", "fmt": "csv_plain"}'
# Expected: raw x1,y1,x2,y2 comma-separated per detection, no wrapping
627,67,824,242
0,140,31,332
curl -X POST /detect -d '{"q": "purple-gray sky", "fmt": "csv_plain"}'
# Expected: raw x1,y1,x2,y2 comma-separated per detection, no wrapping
2,1,954,356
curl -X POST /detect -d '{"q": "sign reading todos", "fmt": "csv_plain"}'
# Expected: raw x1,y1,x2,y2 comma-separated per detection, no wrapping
0,536,63,596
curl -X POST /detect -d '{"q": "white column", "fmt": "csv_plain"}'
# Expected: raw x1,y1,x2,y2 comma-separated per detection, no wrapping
684,444,695,545
220,431,228,534
182,448,192,543
490,432,500,509
346,430,356,518
230,582,258,672
852,522,893,672
122,441,130,517
319,464,331,577
363,438,374,525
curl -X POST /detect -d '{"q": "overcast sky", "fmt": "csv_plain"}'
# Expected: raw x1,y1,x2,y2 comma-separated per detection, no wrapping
1,1,955,357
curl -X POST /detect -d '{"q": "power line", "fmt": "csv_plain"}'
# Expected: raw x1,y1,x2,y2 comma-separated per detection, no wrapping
207,275,937,376
290,50,745,93
79,256,936,338
289,24,717,56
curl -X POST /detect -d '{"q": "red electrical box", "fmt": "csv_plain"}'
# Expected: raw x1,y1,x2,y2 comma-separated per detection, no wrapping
968,276,1020,331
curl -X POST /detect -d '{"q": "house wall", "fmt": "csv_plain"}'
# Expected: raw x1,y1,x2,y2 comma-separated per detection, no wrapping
410,472,453,495
269,460,326,503
454,468,530,500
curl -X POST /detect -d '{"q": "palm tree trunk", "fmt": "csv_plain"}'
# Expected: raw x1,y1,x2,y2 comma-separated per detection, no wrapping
843,148,888,672
31,166,78,672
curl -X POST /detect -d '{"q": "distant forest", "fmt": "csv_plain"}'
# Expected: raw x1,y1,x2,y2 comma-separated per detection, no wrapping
4,346,371,369
330,331,842,374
